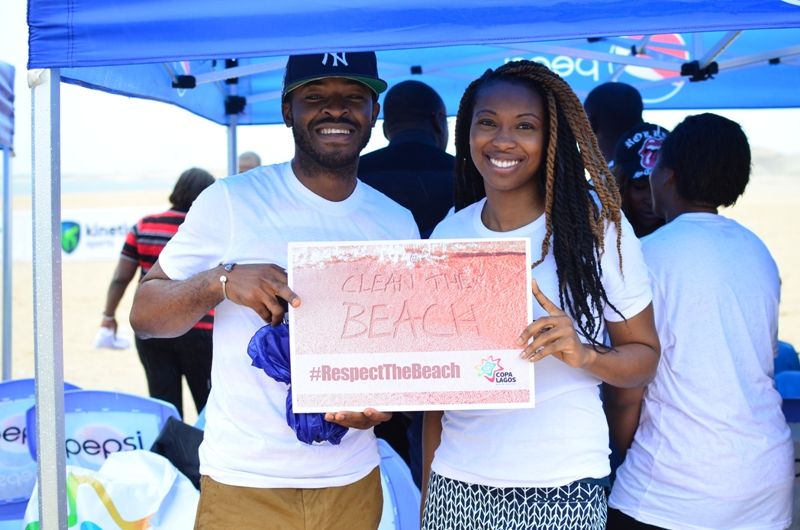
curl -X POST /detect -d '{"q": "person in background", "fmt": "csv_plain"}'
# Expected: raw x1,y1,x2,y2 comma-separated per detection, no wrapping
601,123,668,484
357,80,455,487
100,167,216,418
610,123,668,238
607,113,793,530
583,82,644,162
358,80,455,238
582,87,654,481
238,151,261,172
421,60,659,530
130,51,418,529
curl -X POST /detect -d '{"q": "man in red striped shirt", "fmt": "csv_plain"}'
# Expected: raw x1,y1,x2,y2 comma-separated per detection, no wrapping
100,167,215,418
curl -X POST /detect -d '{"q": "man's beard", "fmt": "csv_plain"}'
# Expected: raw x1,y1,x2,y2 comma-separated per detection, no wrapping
292,121,372,170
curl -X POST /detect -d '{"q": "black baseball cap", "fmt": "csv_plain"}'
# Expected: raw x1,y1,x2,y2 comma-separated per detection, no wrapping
282,51,388,97
612,123,669,180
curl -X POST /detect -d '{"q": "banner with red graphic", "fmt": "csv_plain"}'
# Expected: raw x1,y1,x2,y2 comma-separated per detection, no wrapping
288,238,535,412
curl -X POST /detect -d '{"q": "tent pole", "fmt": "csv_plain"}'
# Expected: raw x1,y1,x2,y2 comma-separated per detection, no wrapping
226,75,239,176
2,146,11,381
30,67,67,530
227,118,238,176
226,69,240,176
697,31,741,68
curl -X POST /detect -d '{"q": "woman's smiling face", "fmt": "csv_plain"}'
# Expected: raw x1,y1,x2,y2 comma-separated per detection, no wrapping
469,80,546,197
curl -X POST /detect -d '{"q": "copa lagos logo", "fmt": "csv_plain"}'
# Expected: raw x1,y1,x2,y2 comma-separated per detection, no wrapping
61,221,81,254
475,355,517,384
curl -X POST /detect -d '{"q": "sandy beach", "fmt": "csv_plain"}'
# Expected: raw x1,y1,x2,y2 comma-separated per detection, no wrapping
7,188,205,421
6,163,800,427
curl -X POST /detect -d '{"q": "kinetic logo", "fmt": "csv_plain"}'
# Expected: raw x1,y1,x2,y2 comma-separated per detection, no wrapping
61,221,81,254
608,34,691,104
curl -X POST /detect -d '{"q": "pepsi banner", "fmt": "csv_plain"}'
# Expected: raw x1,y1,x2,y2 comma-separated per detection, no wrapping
0,62,13,148
51,27,800,130
493,31,800,110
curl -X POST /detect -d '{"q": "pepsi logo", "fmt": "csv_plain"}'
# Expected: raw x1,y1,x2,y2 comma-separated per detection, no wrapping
608,34,690,104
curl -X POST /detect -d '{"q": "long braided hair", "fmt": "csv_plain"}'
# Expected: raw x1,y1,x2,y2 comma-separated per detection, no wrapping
454,60,623,346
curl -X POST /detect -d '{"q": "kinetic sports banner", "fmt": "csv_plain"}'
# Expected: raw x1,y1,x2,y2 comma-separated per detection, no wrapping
288,238,535,412
12,207,149,262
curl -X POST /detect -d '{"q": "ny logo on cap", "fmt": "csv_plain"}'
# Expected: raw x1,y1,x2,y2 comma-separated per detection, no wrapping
321,52,348,67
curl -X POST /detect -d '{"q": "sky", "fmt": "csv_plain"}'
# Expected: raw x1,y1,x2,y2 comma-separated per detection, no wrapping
2,2,799,191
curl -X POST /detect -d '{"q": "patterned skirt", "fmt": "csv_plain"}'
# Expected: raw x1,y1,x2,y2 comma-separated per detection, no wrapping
422,471,607,530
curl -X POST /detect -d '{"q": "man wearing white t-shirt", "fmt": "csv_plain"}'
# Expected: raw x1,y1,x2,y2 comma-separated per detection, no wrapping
607,113,793,529
131,51,419,529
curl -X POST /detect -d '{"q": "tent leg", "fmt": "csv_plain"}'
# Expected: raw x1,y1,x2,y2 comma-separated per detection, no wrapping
30,67,67,530
227,118,238,176
2,147,11,381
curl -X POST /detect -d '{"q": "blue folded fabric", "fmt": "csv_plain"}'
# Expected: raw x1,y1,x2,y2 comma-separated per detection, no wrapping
247,323,348,445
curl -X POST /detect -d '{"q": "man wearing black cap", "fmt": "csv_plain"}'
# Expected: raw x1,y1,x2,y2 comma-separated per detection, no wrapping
131,51,419,529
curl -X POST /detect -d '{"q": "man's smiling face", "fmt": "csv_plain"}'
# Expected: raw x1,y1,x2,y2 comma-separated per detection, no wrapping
283,78,379,170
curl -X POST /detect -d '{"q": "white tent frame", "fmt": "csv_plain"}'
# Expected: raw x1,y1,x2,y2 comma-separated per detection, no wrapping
30,68,68,529
1,145,12,381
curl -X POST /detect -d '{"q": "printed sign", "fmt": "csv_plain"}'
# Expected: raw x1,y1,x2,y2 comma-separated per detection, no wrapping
288,238,534,412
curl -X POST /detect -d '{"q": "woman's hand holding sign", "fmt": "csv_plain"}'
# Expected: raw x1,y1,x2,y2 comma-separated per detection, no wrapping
517,279,597,369
518,279,659,390
325,409,393,430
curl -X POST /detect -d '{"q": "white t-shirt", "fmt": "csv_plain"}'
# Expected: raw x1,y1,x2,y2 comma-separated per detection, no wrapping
429,198,652,487
158,162,419,488
609,213,793,530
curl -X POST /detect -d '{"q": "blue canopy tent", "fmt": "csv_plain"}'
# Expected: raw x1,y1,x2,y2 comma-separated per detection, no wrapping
42,30,800,128
24,0,800,527
28,1,800,173
0,62,13,383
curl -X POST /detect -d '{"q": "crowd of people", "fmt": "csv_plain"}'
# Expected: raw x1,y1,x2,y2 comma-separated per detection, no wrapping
99,50,791,529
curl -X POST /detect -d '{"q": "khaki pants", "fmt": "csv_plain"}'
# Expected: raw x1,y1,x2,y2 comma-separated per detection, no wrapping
194,467,383,530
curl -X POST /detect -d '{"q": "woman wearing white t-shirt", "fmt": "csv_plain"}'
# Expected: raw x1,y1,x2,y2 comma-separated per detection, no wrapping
607,114,793,529
420,60,660,530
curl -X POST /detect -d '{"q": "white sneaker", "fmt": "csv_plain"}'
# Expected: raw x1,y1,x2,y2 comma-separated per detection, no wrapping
93,327,131,350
